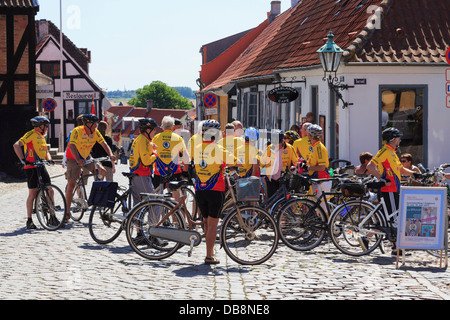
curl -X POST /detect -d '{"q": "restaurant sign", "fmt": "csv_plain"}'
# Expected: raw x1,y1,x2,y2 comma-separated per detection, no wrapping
268,87,299,104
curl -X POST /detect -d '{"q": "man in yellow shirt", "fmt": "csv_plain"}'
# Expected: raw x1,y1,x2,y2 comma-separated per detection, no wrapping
152,116,190,199
13,116,55,229
65,114,116,221
218,122,244,166
293,122,312,161
129,118,159,205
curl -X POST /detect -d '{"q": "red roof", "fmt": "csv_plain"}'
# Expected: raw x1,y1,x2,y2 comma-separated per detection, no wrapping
202,0,449,91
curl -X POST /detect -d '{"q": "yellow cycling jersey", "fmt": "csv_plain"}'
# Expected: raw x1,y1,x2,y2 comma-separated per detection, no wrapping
67,126,105,160
292,137,312,160
152,130,188,175
19,129,48,169
191,141,236,191
260,143,298,178
370,143,402,193
307,141,330,179
217,135,244,165
188,133,203,157
129,134,157,176
236,142,260,178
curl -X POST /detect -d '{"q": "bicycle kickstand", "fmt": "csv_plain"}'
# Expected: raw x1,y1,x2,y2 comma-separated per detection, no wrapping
188,235,198,257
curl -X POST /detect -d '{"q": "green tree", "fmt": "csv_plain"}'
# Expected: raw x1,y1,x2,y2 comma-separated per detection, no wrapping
129,81,192,110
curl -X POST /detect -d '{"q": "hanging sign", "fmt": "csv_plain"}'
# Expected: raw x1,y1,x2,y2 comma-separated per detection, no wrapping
268,87,299,104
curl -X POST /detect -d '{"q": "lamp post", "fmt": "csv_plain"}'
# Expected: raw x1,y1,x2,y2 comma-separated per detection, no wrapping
317,30,353,108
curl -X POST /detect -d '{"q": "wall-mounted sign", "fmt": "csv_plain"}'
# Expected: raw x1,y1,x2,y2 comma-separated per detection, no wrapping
268,87,299,104
64,92,100,100
36,85,54,99
354,78,367,85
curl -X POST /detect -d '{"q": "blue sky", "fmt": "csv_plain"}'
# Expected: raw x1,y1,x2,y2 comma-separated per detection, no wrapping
36,0,288,91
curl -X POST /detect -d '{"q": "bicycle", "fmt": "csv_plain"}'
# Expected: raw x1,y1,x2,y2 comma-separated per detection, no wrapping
412,163,450,258
27,161,67,231
276,174,352,251
124,171,279,265
70,156,110,221
88,169,195,245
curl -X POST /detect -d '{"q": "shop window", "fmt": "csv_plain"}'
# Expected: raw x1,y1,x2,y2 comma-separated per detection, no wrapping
381,86,425,165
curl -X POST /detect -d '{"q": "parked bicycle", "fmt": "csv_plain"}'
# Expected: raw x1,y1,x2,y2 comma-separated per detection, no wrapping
124,171,279,265
88,169,196,245
70,156,110,221
27,160,67,231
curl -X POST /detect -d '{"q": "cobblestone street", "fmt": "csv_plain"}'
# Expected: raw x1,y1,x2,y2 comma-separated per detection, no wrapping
0,163,449,302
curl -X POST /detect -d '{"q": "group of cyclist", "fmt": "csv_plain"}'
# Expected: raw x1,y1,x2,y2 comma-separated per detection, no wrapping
13,113,449,263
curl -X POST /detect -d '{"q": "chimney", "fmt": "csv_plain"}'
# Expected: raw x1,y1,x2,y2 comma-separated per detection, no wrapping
147,100,153,113
269,1,281,24
291,0,300,8
37,20,49,42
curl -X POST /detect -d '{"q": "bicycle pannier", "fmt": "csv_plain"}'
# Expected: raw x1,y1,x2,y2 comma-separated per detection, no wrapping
235,177,261,202
341,182,365,197
88,181,118,208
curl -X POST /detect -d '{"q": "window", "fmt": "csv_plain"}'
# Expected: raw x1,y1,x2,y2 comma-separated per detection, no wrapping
381,86,426,165
76,101,90,116
41,62,60,78
248,93,258,127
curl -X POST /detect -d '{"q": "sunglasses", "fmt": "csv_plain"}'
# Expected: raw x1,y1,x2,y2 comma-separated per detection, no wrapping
401,160,408,163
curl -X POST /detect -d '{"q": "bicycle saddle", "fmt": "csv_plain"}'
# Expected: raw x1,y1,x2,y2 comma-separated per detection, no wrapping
167,180,189,191
122,172,138,178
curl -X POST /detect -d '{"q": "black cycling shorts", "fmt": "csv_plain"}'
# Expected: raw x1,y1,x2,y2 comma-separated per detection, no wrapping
196,190,224,219
25,167,51,189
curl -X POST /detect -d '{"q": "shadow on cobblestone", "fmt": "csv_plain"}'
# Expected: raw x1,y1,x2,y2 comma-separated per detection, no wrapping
0,227,34,238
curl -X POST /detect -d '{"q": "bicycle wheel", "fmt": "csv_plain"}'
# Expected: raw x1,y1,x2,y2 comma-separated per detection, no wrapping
71,183,88,221
125,200,186,260
329,200,385,256
277,198,327,251
88,202,125,245
181,186,199,221
221,206,278,265
35,185,67,231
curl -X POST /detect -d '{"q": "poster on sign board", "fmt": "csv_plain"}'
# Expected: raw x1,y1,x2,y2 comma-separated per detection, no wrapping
397,187,448,251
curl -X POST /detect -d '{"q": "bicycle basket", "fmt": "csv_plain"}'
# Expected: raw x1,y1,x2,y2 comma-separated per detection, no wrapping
235,177,261,202
88,181,118,208
340,181,365,197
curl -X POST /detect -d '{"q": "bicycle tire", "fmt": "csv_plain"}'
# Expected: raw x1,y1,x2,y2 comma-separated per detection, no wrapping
88,203,125,245
220,205,279,265
277,198,327,251
71,183,87,221
181,186,199,222
35,184,67,231
328,200,385,256
125,200,186,261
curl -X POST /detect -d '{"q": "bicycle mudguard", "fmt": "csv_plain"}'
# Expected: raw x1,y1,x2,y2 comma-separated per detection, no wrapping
149,227,202,246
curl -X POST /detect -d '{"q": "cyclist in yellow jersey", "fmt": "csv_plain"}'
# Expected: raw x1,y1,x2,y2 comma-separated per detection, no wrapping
366,128,416,214
293,122,312,162
218,122,244,166
129,118,159,205
191,120,239,265
152,116,190,199
65,114,116,221
188,120,205,157
236,127,261,178
366,127,417,255
13,116,56,229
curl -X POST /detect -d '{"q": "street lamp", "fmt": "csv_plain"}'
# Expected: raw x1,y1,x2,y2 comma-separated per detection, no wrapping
317,30,353,108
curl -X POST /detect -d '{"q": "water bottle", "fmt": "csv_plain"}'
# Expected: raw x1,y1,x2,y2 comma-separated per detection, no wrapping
329,168,334,177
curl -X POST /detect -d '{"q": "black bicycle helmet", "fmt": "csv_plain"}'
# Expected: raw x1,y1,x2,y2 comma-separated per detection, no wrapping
382,127,403,142
30,116,50,127
284,130,300,143
139,118,159,130
81,114,100,124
